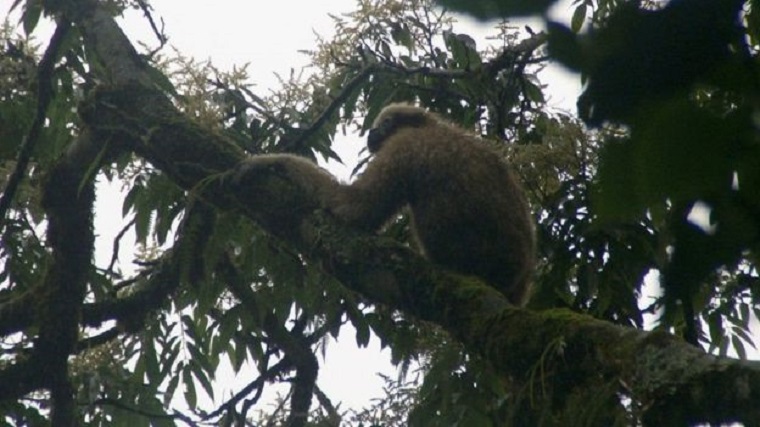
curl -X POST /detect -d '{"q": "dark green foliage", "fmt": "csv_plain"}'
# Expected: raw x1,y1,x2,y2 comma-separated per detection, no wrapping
595,101,744,220
550,0,745,125
551,0,760,346
436,0,558,18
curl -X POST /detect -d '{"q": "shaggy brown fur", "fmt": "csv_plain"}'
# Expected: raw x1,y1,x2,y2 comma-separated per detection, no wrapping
233,154,339,239
235,154,339,202
333,104,535,305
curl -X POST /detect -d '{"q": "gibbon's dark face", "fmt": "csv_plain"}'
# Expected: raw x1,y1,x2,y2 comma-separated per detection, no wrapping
367,126,387,153
366,108,427,153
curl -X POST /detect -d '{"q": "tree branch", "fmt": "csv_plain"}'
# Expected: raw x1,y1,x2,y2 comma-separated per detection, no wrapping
12,129,102,422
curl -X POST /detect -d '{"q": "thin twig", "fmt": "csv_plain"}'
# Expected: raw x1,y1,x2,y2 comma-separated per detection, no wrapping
107,217,137,275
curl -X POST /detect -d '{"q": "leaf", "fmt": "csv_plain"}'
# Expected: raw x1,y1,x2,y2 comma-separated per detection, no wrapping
390,22,414,51
134,204,152,244
707,313,724,349
444,31,482,70
217,307,240,351
732,324,754,350
354,316,370,348
748,0,760,45
379,40,392,59
163,374,180,407
9,0,24,12
22,0,42,35
593,139,641,221
594,100,741,222
191,361,215,401
631,102,737,203
145,342,160,382
122,182,141,217
436,0,558,18
161,344,180,377
546,22,585,71
233,340,248,372
731,334,747,359
183,369,197,408
144,63,179,97
523,78,545,104
188,344,213,373
571,4,587,33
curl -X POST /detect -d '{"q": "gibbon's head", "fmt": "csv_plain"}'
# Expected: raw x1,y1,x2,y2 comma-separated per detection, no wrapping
367,103,432,153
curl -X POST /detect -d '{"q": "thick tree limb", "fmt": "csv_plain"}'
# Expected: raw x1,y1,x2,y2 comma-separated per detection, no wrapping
2,130,101,425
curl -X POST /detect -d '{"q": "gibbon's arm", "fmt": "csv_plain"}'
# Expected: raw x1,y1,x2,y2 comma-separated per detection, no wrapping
331,140,412,231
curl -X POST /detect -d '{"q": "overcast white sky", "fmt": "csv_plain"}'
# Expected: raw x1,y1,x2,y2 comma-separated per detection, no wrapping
1,0,582,414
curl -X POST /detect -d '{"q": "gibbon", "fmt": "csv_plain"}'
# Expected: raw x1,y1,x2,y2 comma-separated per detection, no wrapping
332,103,535,305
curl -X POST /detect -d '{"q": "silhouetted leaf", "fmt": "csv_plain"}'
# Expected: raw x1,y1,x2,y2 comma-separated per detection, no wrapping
571,4,587,32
